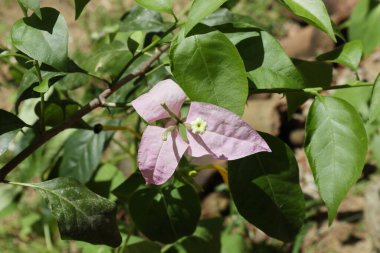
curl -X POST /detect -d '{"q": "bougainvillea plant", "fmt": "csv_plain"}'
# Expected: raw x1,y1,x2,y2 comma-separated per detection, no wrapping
0,0,380,252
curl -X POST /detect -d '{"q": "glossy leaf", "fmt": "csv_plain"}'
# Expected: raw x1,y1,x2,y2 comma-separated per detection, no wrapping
305,96,368,223
17,0,41,18
129,184,201,243
229,132,305,242
184,0,227,34
172,31,248,116
0,109,28,135
15,178,121,247
369,74,380,122
135,0,173,13
278,0,336,41
59,130,108,183
333,85,372,119
74,0,91,19
317,41,363,71
348,0,380,56
11,8,68,70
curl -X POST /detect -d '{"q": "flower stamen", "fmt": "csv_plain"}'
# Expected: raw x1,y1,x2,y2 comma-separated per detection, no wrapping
190,117,207,134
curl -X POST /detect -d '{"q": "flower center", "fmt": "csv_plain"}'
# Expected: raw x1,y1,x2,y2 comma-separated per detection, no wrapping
190,117,207,134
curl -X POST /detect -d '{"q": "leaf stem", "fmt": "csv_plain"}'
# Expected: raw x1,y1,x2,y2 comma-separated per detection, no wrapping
252,82,374,94
160,102,183,123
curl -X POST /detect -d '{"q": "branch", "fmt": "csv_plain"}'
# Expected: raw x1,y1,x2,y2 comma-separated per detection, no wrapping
0,45,169,182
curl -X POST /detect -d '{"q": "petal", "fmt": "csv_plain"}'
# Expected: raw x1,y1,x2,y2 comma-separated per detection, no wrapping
131,79,187,123
137,126,188,185
185,102,271,160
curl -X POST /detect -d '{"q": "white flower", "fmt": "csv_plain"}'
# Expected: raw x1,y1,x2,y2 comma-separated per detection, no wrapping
190,117,208,134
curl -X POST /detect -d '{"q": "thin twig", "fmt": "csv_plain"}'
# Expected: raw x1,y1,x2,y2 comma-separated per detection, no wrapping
0,45,169,182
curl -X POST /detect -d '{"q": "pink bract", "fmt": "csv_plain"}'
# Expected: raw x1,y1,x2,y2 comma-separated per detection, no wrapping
132,79,271,185
131,79,187,123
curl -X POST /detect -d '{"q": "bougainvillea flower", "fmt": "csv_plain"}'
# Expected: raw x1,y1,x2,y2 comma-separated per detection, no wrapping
132,79,271,185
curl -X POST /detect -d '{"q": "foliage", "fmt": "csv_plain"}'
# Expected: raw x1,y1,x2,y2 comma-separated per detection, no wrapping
0,0,379,252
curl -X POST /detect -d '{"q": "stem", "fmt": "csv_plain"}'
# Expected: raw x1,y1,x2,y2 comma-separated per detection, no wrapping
112,23,176,85
43,223,53,251
160,103,183,123
252,83,374,94
0,45,169,182
34,61,45,133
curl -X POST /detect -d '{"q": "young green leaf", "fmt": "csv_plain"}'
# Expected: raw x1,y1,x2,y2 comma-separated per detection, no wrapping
11,178,122,247
228,132,305,242
129,184,201,244
33,77,49,93
17,0,41,18
119,6,168,33
58,130,108,183
171,31,248,116
369,74,380,122
74,0,91,19
317,40,363,71
135,0,173,13
184,0,227,34
0,109,28,135
11,8,68,71
278,0,336,41
305,96,368,224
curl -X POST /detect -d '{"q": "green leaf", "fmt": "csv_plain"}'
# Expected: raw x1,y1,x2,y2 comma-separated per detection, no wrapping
135,0,173,13
369,74,380,122
16,70,65,112
17,0,41,18
0,131,18,156
305,96,368,223
221,221,251,253
74,0,91,19
333,85,372,119
237,29,304,90
0,109,28,135
172,30,248,116
162,218,223,253
370,134,380,169
11,8,69,71
119,6,168,33
184,0,227,34
59,130,108,183
79,40,132,81
112,173,146,203
13,178,122,247
348,0,380,56
317,41,363,71
34,100,90,129
129,184,201,244
286,59,333,116
124,236,161,253
278,0,336,41
228,132,305,242
33,77,49,93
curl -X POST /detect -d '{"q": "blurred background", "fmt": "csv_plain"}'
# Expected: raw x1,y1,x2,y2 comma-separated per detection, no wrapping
1,0,380,252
